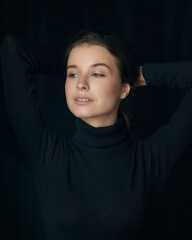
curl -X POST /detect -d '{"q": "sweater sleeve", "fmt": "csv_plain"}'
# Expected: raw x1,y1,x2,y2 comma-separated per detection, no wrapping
141,62,192,181
1,34,65,172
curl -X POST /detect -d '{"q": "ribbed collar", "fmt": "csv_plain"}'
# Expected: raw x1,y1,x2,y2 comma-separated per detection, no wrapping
72,113,129,148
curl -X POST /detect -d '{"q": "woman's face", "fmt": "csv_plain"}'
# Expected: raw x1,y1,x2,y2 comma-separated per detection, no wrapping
65,44,130,127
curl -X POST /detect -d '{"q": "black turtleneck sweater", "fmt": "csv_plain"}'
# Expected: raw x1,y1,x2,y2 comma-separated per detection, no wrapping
1,35,192,240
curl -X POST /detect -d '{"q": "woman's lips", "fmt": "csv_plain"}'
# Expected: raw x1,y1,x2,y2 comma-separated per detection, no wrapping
74,97,93,105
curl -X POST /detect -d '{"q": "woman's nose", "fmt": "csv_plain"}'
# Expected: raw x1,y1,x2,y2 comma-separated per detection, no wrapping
76,78,90,91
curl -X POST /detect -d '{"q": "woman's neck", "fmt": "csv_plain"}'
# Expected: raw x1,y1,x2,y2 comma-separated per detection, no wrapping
81,113,118,128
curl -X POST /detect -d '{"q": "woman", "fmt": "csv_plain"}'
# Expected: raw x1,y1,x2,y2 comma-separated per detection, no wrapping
1,29,192,240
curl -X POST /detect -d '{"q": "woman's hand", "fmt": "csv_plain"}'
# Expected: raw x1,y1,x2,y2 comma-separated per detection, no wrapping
134,66,147,87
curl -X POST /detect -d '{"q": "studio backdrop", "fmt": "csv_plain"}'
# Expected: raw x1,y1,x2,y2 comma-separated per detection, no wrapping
0,0,192,239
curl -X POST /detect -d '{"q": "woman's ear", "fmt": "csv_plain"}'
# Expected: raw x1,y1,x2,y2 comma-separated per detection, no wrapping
120,83,130,99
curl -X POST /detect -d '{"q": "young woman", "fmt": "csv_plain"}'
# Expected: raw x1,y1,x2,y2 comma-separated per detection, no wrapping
1,29,192,240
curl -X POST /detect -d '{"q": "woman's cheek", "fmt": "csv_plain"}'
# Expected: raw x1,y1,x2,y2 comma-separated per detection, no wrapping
65,80,73,97
103,81,121,98
65,81,72,106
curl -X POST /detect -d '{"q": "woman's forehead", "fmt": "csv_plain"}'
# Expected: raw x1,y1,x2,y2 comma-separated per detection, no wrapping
67,44,118,69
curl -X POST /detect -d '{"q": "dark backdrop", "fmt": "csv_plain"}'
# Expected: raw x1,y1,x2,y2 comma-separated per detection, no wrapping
1,0,192,239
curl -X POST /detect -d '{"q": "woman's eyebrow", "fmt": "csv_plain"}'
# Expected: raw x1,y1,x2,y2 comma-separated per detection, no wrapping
67,63,111,71
67,65,78,70
91,63,111,71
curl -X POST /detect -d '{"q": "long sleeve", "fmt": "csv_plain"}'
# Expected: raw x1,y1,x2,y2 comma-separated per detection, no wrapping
141,62,192,181
1,34,65,173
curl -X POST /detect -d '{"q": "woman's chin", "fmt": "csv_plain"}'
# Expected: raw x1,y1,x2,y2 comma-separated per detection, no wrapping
72,110,94,119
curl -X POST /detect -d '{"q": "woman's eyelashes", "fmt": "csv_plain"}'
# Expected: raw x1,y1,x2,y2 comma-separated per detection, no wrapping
92,72,105,77
67,72,105,78
68,73,79,78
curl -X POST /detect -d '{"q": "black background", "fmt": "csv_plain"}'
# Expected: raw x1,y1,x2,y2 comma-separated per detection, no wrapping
0,0,192,239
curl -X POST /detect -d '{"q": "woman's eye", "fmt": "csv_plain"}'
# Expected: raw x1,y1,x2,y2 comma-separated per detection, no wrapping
68,73,78,78
92,73,104,77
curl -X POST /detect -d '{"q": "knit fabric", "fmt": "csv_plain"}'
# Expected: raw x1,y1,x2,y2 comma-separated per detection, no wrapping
1,35,192,240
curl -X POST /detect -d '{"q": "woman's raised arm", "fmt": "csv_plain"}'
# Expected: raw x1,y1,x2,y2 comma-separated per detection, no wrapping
1,34,65,173
140,62,192,181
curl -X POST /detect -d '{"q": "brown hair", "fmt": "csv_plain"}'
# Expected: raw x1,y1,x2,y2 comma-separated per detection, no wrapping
64,28,137,88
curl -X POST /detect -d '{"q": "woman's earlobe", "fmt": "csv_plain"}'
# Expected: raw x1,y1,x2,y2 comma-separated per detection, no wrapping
121,84,130,99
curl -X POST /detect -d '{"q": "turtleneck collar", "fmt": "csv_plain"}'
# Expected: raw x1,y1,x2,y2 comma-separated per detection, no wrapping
72,113,129,148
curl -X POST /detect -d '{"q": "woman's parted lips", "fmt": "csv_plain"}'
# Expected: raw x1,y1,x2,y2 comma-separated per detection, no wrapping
74,95,94,102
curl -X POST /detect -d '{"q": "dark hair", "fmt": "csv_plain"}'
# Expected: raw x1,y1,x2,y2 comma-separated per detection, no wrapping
64,28,137,132
64,28,137,88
